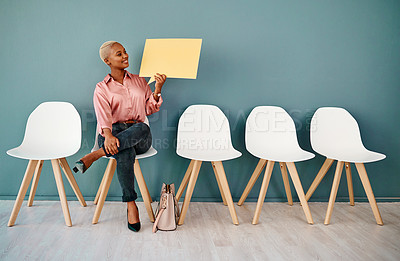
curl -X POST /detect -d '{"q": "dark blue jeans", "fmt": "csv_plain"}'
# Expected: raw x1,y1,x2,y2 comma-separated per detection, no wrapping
98,122,152,202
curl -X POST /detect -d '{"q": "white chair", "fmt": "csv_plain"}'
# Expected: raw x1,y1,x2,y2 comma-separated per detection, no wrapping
7,102,86,227
305,107,386,225
238,106,315,224
92,117,156,224
176,105,241,225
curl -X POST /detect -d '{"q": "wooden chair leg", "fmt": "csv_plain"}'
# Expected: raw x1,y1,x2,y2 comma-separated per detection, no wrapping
134,159,155,223
252,160,274,225
213,161,239,225
92,159,116,224
279,162,293,206
324,161,344,225
286,162,314,224
27,160,44,207
94,173,106,205
305,158,335,201
94,159,114,205
211,162,227,206
176,160,194,202
355,163,383,225
238,159,267,206
8,160,39,227
58,158,87,207
51,159,72,227
178,160,202,225
345,162,355,206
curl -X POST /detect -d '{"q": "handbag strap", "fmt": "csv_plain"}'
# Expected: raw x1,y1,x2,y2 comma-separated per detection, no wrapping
152,208,165,233
152,194,168,233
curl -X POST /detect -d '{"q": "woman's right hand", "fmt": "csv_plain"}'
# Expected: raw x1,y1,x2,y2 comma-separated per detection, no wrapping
103,129,120,155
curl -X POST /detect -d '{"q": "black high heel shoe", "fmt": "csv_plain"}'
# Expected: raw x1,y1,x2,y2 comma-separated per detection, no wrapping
127,206,141,232
73,160,88,174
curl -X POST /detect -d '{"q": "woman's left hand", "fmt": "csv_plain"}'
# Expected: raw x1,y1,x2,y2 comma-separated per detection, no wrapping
154,73,167,92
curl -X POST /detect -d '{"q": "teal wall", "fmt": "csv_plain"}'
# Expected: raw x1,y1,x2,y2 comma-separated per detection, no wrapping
1,0,399,202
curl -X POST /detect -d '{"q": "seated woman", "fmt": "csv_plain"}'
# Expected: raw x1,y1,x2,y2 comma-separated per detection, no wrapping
74,41,166,232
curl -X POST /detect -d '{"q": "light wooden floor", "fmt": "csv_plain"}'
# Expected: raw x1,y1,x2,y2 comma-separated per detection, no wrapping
0,200,399,261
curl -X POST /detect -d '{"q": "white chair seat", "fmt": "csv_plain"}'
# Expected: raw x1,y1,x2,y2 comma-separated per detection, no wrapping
177,147,241,162
248,148,314,163
176,104,242,162
318,147,385,163
311,107,386,164
245,106,315,163
135,146,157,159
7,102,80,161
7,146,78,160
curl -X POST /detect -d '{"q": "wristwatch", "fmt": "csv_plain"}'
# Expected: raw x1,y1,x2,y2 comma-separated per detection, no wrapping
154,92,161,97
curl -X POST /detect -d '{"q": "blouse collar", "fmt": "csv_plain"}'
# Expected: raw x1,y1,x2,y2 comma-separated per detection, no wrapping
104,70,132,83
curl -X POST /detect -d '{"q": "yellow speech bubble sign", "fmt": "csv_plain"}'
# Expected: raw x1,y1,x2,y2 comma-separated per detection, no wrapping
139,38,202,84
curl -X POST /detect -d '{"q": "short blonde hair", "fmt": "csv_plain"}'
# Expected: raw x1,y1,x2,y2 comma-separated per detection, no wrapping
99,41,118,63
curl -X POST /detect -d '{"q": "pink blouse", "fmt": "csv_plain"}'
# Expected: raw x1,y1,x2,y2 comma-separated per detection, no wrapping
93,71,163,135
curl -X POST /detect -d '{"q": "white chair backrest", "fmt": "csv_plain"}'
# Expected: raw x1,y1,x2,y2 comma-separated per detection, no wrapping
21,102,81,156
92,117,150,152
310,107,365,155
176,105,234,153
245,106,301,155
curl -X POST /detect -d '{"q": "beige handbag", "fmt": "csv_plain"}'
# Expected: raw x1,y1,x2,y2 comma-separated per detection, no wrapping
152,183,180,233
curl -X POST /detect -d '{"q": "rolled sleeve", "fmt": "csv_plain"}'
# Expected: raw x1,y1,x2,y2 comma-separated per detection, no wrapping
145,93,163,115
93,87,113,134
142,78,163,115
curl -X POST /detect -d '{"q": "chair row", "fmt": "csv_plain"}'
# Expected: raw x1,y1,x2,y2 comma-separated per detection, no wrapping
6,102,385,228
175,105,385,226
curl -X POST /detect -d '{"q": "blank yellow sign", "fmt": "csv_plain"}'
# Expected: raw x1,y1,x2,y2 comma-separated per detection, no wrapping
139,38,202,84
